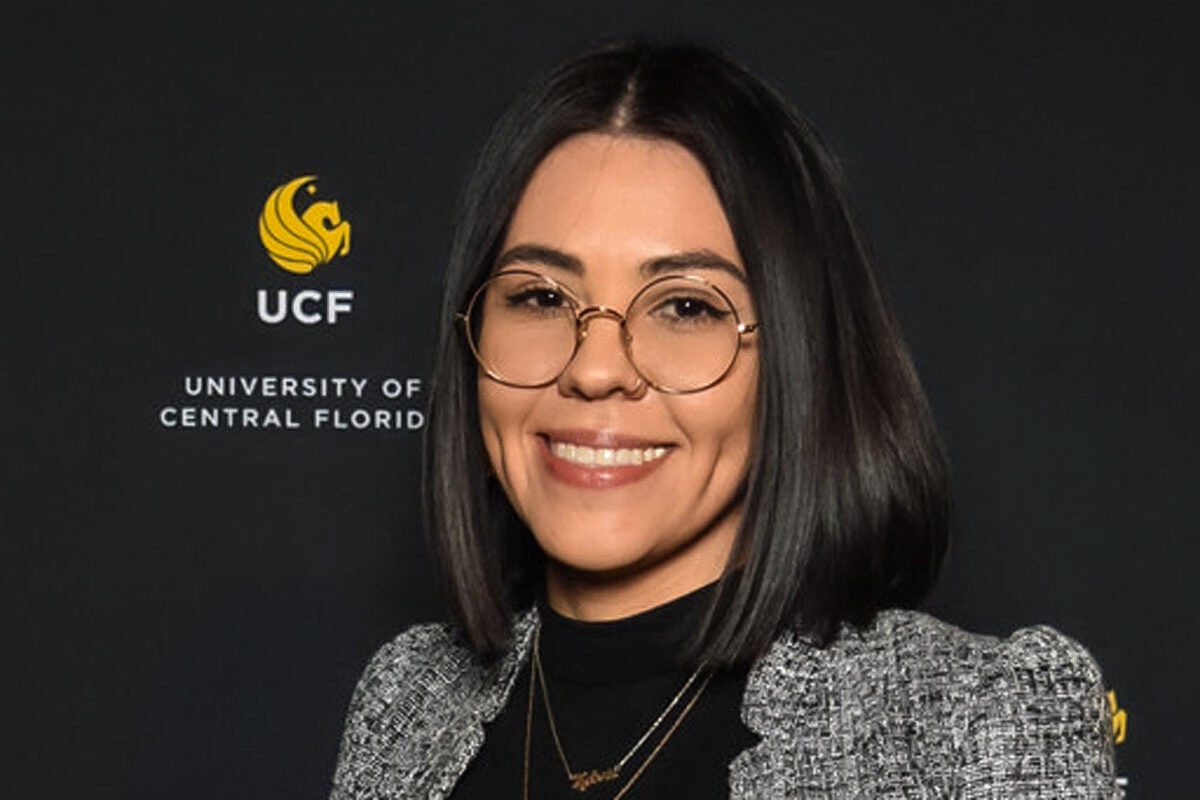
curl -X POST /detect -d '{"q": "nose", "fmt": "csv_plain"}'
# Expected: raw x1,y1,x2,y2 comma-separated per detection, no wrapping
557,307,646,399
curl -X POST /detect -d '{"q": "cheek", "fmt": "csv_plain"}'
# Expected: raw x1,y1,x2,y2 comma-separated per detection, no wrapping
476,379,534,491
477,383,507,468
717,366,759,483
712,407,756,482
690,358,757,453
662,379,757,500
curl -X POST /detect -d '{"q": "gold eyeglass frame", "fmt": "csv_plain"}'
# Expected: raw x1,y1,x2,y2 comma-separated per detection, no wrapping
456,269,759,395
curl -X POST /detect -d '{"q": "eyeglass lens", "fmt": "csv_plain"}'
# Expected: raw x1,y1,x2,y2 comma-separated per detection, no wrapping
467,272,743,392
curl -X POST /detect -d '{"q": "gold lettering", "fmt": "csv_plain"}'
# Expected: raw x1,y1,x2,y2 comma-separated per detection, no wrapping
569,767,621,791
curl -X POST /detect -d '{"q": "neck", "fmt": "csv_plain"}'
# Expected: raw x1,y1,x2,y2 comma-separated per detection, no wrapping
544,539,731,622
536,578,721,683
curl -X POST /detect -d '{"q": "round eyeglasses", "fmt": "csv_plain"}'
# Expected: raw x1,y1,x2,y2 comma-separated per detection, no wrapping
457,269,758,394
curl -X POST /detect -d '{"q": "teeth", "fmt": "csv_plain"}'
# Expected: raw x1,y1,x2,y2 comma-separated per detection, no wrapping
550,442,669,467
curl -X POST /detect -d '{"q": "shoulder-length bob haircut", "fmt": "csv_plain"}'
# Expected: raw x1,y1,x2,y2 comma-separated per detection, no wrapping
424,42,951,666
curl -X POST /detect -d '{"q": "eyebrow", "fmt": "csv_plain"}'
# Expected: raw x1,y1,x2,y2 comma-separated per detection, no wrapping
494,243,583,274
494,243,748,285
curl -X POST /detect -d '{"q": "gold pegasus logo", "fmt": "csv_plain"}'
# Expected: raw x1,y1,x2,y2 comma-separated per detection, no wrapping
258,175,351,274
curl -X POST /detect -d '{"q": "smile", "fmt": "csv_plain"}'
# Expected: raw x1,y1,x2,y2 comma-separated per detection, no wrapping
549,441,670,467
537,432,674,489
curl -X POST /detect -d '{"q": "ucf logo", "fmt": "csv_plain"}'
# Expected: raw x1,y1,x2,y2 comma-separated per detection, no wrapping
255,175,355,324
258,175,351,274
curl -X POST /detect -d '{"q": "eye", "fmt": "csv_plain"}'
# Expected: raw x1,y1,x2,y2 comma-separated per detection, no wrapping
492,276,577,320
672,297,719,318
649,294,730,324
505,286,566,309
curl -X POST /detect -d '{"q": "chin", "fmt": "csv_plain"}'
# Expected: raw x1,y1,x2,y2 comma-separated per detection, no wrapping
535,521,661,575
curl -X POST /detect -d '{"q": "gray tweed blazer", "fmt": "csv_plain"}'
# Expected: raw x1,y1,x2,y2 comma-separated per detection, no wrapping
330,608,1118,798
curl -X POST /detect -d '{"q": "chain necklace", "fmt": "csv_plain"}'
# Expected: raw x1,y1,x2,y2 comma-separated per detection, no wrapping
522,620,713,798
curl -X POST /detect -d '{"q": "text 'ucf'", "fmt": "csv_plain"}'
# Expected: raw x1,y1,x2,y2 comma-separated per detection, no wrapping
257,289,355,325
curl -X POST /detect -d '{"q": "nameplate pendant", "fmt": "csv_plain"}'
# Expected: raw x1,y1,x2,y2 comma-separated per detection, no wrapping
570,767,620,792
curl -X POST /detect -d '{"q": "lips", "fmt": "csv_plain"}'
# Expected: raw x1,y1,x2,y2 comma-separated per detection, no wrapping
538,430,673,489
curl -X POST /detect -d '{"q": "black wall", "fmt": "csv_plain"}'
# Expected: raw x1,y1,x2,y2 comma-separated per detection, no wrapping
6,1,1195,796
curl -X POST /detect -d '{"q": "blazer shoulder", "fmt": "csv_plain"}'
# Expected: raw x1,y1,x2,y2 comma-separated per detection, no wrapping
857,609,1105,683
866,612,1117,799
870,611,1115,797
861,611,1113,737
349,622,481,713
993,622,1106,682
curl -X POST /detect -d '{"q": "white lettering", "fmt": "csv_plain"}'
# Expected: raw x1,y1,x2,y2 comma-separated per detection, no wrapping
382,377,422,399
257,289,287,324
160,405,302,429
293,290,323,324
308,407,426,430
257,289,356,324
328,289,354,324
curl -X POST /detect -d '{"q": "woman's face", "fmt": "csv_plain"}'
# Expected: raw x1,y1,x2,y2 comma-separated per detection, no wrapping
478,133,758,619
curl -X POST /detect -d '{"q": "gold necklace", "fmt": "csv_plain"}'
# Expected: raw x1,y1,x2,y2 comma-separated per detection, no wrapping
522,620,713,798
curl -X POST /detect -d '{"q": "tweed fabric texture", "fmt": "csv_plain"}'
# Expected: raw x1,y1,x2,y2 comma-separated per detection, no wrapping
331,609,1118,798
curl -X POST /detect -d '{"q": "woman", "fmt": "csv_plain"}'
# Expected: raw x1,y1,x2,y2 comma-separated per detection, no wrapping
331,44,1117,798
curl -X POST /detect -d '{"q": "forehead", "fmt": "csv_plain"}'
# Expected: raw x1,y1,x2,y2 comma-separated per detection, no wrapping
502,133,743,278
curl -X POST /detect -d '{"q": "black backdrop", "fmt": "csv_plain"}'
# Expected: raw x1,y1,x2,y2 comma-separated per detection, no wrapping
5,1,1196,797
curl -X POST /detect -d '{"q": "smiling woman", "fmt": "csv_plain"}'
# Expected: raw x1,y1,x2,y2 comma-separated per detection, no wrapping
330,43,1118,799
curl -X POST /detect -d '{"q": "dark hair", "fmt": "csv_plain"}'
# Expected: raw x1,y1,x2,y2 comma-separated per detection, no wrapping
424,42,951,666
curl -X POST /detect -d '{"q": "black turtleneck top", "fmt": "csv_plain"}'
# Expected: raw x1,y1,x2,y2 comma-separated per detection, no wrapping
452,583,759,799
